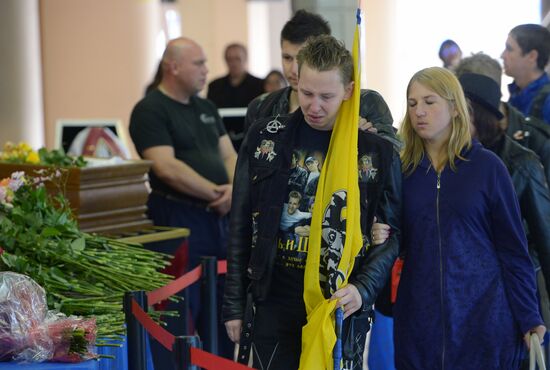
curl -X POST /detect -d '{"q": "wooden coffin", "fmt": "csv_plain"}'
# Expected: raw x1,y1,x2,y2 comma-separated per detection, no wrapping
0,160,154,234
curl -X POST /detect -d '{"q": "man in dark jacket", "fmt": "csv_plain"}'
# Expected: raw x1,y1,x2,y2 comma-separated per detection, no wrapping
222,35,401,370
504,103,550,186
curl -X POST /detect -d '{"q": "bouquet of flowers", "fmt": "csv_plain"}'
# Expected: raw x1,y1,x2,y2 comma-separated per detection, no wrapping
0,272,97,363
0,142,86,167
0,171,173,340
47,316,97,363
0,142,40,164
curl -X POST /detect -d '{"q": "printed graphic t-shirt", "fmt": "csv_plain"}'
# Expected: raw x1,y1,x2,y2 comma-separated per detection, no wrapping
269,121,331,306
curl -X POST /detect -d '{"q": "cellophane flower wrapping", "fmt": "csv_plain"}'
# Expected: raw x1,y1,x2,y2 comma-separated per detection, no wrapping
0,271,97,363
46,314,97,363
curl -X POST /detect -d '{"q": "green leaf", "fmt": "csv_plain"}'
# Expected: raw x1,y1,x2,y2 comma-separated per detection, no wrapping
0,253,30,272
37,147,87,167
0,253,18,268
50,266,69,284
56,212,68,225
71,237,86,253
41,227,60,237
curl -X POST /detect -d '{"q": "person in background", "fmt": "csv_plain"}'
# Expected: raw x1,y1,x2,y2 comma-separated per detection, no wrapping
386,66,544,369
263,69,287,93
244,9,400,150
438,39,462,71
502,24,550,124
129,37,237,367
455,51,550,189
207,43,264,106
208,43,265,150
145,61,163,95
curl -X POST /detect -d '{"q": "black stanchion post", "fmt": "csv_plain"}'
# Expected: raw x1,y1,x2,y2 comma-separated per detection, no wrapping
123,290,148,370
173,335,201,370
200,256,218,355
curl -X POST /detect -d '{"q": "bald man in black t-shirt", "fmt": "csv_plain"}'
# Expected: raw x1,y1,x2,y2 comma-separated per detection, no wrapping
129,37,237,367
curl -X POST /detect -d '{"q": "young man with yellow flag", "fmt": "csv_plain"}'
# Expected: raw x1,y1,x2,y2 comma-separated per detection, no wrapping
223,33,401,370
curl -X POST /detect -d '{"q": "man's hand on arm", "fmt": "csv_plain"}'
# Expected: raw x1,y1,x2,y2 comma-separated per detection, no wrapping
359,117,378,133
143,146,221,202
198,134,238,216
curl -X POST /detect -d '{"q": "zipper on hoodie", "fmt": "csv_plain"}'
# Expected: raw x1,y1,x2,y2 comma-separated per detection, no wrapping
436,172,445,370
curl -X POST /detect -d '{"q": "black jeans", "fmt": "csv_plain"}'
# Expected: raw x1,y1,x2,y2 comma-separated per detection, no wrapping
251,301,307,370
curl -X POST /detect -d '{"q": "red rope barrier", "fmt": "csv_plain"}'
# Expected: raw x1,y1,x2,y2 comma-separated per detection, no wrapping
147,259,227,306
191,347,255,370
130,295,255,370
217,260,227,274
131,299,175,350
147,265,203,305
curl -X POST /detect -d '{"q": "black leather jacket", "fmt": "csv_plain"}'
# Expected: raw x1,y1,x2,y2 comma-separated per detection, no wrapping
488,134,550,293
505,102,550,187
222,109,401,324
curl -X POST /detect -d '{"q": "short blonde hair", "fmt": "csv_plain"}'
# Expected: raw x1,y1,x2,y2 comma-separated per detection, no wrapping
296,34,353,85
399,67,471,174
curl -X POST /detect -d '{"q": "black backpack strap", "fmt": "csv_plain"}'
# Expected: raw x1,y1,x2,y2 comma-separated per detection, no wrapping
529,83,550,120
237,292,255,364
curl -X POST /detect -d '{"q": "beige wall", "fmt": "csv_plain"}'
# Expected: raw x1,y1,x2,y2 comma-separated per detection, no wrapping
247,0,292,78
363,0,400,124
0,0,44,148
40,0,161,153
178,0,249,92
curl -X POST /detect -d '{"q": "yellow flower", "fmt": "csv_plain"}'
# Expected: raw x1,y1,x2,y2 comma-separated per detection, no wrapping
26,151,40,164
18,142,32,152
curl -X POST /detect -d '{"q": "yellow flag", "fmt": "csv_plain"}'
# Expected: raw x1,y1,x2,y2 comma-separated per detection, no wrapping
299,10,362,370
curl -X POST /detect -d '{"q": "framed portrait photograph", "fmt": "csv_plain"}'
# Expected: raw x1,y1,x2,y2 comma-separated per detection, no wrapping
55,119,130,159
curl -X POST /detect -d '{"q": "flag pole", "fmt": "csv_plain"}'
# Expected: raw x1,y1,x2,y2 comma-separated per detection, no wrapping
333,9,361,370
333,306,344,370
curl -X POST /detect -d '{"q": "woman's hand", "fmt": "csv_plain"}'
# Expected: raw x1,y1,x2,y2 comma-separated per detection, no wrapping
331,284,362,319
371,218,391,245
524,325,546,350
